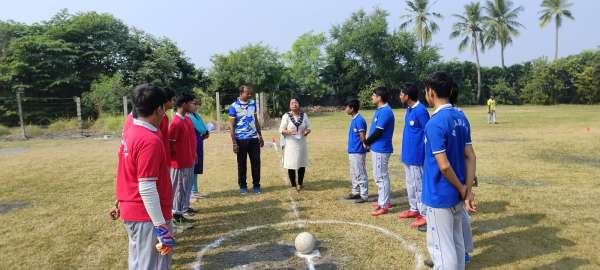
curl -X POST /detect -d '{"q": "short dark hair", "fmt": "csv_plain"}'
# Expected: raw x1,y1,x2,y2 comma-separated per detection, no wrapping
175,92,196,108
401,82,419,101
131,84,166,117
345,99,360,112
424,72,458,104
163,87,175,101
372,86,389,103
239,85,252,94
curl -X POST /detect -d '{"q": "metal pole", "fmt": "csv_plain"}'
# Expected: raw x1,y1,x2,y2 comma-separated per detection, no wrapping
215,91,221,133
74,96,83,136
123,96,128,118
16,89,26,139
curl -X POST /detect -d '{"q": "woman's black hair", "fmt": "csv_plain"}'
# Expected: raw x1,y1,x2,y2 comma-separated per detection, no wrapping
372,86,389,103
131,84,166,117
424,72,459,105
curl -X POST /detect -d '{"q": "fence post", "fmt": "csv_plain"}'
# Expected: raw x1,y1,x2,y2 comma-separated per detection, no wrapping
215,91,221,133
256,92,262,126
74,96,83,136
122,96,128,118
16,88,26,139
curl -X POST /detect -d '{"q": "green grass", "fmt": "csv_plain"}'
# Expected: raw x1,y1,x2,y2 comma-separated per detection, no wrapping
90,115,125,134
0,124,9,136
0,105,599,269
47,118,80,133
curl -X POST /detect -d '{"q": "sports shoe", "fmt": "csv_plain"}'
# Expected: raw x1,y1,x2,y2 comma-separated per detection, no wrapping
173,214,194,224
398,210,419,219
418,225,427,232
424,259,434,268
465,253,471,263
253,186,262,194
345,194,361,200
371,207,389,216
410,215,427,228
240,188,248,195
186,207,199,214
372,201,392,209
353,197,368,204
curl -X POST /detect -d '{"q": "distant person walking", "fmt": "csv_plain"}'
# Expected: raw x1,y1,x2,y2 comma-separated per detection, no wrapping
487,95,497,124
279,98,311,193
228,85,264,195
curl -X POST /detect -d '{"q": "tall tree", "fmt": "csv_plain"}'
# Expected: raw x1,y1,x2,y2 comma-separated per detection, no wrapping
484,0,524,67
400,0,443,49
539,0,574,60
283,31,327,99
451,2,486,102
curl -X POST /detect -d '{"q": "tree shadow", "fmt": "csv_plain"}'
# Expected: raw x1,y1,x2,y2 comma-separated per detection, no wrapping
472,213,545,234
476,200,510,214
530,257,590,270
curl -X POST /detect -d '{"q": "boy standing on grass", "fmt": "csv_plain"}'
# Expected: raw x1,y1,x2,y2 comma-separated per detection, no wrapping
169,93,197,225
343,99,369,204
398,83,430,228
422,72,477,270
116,84,175,270
364,87,395,216
487,95,496,124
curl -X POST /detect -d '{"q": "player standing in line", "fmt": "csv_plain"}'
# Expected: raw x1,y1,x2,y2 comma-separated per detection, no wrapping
398,83,430,228
116,84,175,270
487,95,496,124
169,93,197,224
228,85,264,195
364,87,395,216
343,99,369,204
422,72,477,270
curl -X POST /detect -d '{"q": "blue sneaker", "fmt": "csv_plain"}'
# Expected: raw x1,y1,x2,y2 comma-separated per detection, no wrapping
465,253,471,263
240,188,248,195
253,187,262,194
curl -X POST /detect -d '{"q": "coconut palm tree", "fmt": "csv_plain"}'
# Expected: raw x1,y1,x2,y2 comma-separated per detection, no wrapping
451,2,486,102
539,0,574,60
484,0,524,67
400,0,443,49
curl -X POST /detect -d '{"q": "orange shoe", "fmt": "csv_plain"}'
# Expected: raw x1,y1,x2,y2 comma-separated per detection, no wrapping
372,202,392,209
410,215,427,228
398,210,419,219
371,207,389,216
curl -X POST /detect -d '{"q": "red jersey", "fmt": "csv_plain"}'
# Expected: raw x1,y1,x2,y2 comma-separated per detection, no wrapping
169,113,197,168
159,114,170,158
121,113,134,138
116,119,173,222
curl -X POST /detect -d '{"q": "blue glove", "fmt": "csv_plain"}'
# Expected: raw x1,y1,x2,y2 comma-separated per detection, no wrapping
154,224,175,255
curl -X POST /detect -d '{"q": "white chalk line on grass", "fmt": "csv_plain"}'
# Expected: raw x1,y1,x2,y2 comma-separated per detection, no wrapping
191,219,424,270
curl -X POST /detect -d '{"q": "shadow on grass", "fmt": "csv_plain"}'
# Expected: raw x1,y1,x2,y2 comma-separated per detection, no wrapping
530,257,590,270
533,150,600,167
473,213,545,234
477,200,510,214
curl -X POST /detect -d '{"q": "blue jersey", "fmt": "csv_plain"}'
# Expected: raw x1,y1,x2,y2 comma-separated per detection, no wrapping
348,113,367,154
228,99,258,140
368,104,395,153
422,104,472,208
401,101,430,166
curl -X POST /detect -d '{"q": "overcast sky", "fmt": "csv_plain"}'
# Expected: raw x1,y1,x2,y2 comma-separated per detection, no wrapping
2,0,599,68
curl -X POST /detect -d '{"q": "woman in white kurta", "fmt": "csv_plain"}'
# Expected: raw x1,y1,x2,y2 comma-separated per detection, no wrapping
280,98,311,191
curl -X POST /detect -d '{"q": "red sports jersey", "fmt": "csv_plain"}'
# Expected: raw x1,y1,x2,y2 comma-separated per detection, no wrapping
159,114,170,157
169,113,197,168
121,113,134,138
116,119,173,222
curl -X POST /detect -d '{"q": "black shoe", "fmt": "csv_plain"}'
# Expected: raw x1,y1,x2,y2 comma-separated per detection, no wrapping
418,225,427,233
353,198,368,204
344,194,361,200
173,214,194,224
424,259,434,268
186,207,199,214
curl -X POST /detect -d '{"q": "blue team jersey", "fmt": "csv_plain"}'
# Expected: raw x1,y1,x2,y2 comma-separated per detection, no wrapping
368,104,395,153
348,113,367,154
401,102,430,166
422,104,472,208
228,99,258,140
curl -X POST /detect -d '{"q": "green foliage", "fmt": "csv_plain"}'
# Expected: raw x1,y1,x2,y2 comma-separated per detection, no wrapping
48,118,79,133
483,0,525,67
283,32,328,100
0,124,9,136
83,74,128,115
574,65,600,104
192,87,216,119
358,80,383,109
400,0,443,48
90,115,124,134
25,124,45,137
490,78,519,104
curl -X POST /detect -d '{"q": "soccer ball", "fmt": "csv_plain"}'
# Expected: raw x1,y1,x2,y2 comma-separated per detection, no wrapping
295,232,317,254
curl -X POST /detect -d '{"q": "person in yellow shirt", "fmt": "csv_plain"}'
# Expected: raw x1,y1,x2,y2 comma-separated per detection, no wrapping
487,95,497,124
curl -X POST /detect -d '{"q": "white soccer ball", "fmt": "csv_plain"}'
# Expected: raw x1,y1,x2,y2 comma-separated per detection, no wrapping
295,232,317,254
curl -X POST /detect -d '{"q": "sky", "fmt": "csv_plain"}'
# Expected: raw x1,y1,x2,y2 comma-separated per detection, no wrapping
1,0,599,69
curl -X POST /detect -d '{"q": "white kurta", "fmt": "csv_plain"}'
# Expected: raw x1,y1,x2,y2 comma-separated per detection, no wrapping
280,112,310,170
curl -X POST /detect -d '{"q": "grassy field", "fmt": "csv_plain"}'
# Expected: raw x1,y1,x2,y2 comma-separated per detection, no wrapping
1,105,599,270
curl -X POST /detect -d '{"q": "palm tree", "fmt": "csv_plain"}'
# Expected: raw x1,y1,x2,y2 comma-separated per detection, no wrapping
451,2,486,102
483,0,524,67
539,0,574,60
400,0,443,49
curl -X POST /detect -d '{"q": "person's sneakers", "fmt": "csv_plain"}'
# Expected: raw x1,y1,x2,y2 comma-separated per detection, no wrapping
240,188,249,195
345,194,361,200
353,197,368,204
253,186,262,194
173,214,194,224
186,207,199,214
371,202,392,209
465,253,471,263
418,225,427,233
424,259,434,268
410,215,427,228
398,210,420,219
371,207,389,216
